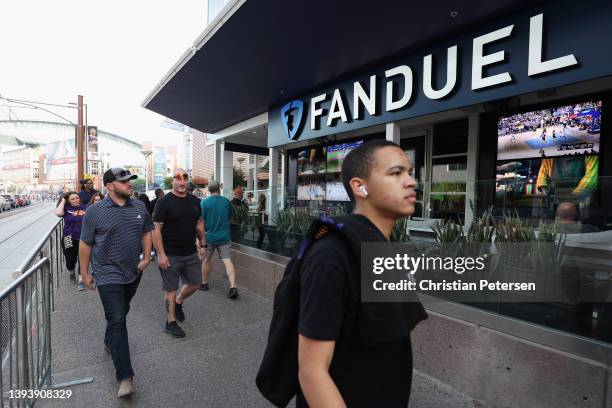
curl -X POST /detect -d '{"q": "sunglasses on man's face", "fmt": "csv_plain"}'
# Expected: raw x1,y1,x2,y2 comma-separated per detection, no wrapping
174,174,189,181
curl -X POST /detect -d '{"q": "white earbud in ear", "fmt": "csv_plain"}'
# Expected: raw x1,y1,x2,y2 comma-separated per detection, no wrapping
358,185,368,197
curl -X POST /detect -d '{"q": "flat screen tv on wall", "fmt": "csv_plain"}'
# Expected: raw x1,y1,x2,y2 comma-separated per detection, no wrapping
326,140,363,173
495,99,602,220
325,181,350,201
497,100,601,161
297,147,327,176
297,181,326,201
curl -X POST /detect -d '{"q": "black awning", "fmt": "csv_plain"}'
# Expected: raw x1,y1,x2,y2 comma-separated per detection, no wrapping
144,0,540,133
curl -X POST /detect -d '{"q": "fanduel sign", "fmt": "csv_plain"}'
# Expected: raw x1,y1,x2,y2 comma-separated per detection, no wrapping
268,0,612,147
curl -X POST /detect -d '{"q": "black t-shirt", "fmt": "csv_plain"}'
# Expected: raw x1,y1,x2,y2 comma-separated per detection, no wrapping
297,221,414,408
153,192,201,256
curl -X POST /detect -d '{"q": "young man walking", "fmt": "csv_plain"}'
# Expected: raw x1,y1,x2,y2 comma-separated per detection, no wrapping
199,180,238,299
152,169,204,338
297,140,427,407
79,167,154,398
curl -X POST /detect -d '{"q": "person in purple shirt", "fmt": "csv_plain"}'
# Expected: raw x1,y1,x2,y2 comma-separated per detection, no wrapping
55,191,87,290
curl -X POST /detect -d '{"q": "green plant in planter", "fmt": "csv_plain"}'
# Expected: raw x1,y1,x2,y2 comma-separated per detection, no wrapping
230,203,250,243
391,217,410,242
466,206,495,243
433,219,465,244
493,209,536,243
231,203,249,225
291,209,314,235
273,208,293,232
269,208,298,253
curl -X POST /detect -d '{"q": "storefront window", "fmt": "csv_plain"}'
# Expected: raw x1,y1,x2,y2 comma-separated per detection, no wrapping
429,119,468,221
434,96,612,345
430,157,467,221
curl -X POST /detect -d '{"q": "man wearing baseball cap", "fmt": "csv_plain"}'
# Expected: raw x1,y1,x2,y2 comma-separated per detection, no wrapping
79,167,154,398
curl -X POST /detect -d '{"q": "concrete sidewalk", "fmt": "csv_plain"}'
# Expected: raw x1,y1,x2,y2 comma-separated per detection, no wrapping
39,261,487,408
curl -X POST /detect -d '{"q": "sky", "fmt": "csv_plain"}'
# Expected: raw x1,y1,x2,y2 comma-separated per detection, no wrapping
0,0,207,145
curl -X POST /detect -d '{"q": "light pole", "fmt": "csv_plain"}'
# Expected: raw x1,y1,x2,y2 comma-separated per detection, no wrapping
68,99,88,187
140,150,153,193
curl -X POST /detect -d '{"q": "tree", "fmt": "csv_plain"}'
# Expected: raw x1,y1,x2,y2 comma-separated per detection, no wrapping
164,177,173,189
131,178,146,193
233,167,247,187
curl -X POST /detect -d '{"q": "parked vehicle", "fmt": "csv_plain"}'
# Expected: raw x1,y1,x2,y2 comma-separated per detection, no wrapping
3,195,16,209
0,196,11,212
19,195,31,205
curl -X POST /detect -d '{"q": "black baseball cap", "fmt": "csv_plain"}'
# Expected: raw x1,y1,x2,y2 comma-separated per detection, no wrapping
103,167,137,185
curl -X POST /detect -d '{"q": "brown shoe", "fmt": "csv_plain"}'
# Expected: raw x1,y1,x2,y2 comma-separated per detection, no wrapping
117,378,134,398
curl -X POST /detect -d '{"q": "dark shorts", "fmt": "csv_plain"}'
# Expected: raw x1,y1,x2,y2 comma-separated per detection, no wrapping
205,242,232,260
159,253,202,291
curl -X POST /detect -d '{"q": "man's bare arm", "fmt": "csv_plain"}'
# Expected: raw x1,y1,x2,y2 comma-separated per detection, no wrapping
138,232,152,271
298,335,346,408
79,241,94,289
152,222,170,269
196,218,205,246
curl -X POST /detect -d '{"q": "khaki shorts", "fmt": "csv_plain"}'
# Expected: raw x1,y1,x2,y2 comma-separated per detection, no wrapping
205,242,232,260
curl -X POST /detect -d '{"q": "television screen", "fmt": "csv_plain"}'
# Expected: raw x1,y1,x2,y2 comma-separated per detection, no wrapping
297,147,327,175
297,181,326,201
325,181,350,201
326,140,363,173
497,100,601,161
495,155,599,219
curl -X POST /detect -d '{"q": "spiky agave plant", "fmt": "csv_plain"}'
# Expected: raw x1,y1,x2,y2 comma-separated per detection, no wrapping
433,219,465,244
391,217,410,242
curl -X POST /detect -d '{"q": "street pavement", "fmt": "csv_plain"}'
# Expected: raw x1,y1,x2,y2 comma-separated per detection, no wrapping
38,258,488,407
0,202,58,290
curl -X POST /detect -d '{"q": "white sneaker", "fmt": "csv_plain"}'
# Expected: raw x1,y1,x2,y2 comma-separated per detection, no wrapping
117,378,134,398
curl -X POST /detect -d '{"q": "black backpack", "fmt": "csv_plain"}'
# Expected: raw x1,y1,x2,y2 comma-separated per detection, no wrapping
255,214,427,407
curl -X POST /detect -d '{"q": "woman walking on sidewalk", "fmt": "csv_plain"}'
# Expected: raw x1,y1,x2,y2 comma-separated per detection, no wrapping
88,192,105,206
55,191,87,290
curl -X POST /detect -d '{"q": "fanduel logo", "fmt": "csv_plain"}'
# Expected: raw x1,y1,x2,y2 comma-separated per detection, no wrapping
280,100,305,140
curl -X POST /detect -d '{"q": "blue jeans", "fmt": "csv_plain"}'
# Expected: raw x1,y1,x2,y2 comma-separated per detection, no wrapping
97,275,141,382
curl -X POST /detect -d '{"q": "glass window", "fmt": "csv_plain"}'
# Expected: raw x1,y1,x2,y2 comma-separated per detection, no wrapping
90,162,100,175
429,156,467,221
433,119,469,156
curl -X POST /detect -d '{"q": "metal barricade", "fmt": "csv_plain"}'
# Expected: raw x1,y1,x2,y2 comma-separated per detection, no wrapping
1,258,52,407
0,218,91,407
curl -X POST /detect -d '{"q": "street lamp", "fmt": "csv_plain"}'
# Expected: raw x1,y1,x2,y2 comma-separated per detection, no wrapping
140,150,153,193
68,101,88,174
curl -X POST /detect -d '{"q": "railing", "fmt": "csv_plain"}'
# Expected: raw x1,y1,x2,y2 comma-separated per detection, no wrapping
0,218,66,407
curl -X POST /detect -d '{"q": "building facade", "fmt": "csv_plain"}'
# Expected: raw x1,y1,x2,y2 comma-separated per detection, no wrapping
0,120,141,192
144,1,612,406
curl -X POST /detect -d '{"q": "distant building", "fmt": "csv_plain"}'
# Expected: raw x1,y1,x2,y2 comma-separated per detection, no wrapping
0,120,141,192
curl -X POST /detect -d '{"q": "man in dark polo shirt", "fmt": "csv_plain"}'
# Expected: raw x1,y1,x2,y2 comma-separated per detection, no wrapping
152,169,204,338
79,167,154,399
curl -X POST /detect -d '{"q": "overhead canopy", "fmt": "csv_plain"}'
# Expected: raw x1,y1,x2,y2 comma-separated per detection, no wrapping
144,0,540,134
